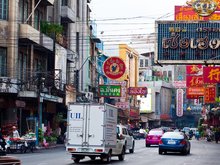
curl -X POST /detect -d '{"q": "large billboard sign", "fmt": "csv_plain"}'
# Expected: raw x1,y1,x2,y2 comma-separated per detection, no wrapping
155,21,220,65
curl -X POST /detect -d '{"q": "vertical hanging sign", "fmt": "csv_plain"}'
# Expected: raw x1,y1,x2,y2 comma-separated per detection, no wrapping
176,89,184,117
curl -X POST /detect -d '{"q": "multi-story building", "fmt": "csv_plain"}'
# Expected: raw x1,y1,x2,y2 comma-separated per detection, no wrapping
104,44,140,128
0,0,92,138
138,52,174,128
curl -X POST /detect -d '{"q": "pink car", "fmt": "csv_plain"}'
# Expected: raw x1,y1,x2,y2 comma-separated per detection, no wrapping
145,129,164,147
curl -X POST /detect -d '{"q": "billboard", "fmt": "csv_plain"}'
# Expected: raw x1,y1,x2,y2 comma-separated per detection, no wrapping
175,5,220,21
155,21,220,64
137,88,152,113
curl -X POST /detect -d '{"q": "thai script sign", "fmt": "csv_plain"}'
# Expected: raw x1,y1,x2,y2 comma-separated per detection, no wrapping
203,66,220,83
99,85,121,97
176,89,184,117
103,57,126,79
172,81,186,88
115,102,130,109
186,87,204,99
128,87,147,95
175,5,220,21
155,21,220,64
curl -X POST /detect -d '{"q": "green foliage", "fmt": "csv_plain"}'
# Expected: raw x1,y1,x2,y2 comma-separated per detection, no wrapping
40,21,63,37
45,133,57,143
38,128,44,143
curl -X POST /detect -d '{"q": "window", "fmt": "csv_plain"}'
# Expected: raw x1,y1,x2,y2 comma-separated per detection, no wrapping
0,0,8,20
19,0,29,23
144,59,148,67
0,47,7,76
140,59,144,67
34,9,42,30
168,71,172,81
76,32,79,54
76,0,80,18
18,52,27,81
62,0,68,6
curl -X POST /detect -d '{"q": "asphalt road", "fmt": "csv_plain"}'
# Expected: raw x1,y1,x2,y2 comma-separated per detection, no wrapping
7,139,220,165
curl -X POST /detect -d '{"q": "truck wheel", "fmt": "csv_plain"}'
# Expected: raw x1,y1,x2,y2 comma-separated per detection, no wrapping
106,151,112,163
89,156,96,160
74,158,80,163
129,141,135,153
118,147,125,161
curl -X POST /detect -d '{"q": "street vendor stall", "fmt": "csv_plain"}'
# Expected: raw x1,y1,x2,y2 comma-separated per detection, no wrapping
9,136,36,153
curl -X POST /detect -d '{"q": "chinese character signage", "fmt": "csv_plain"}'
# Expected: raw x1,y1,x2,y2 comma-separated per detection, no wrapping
186,75,204,87
173,81,186,88
176,89,183,117
186,65,203,75
103,57,126,79
99,85,121,97
204,85,216,103
155,21,220,64
128,87,147,95
203,66,220,83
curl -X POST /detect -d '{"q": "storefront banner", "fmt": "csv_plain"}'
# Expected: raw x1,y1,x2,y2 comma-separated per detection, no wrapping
99,85,121,97
115,102,130,110
128,87,147,95
186,65,203,75
176,89,183,117
186,87,204,99
203,66,220,83
173,81,186,88
186,75,204,87
204,85,216,103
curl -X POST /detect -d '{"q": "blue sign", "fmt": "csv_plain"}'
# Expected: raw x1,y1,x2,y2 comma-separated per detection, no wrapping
155,21,220,64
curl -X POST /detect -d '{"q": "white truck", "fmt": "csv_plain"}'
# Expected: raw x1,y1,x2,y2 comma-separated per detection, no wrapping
66,103,125,163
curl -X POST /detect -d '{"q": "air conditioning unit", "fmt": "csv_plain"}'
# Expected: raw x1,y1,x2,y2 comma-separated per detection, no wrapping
85,92,93,101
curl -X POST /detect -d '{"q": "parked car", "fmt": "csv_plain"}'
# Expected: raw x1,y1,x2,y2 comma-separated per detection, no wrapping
130,128,146,139
158,131,191,155
117,124,135,153
145,129,164,147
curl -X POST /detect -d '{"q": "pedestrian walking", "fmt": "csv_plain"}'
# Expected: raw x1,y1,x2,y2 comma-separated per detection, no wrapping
214,128,220,143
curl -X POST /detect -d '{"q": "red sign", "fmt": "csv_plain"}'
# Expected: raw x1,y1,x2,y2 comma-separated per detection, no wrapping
186,87,204,99
186,75,203,87
175,3,220,20
103,57,126,79
186,65,203,75
203,67,220,83
176,89,183,117
128,87,147,95
204,85,216,103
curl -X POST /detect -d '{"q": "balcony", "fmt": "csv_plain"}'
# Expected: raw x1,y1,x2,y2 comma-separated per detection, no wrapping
61,6,76,23
19,24,53,52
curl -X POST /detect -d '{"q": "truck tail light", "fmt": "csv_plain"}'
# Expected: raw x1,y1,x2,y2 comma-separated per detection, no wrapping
68,148,76,152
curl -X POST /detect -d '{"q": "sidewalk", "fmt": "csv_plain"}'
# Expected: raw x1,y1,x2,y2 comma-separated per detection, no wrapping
36,144,65,150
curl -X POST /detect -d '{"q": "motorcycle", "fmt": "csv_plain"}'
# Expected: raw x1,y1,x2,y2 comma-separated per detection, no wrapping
0,140,7,156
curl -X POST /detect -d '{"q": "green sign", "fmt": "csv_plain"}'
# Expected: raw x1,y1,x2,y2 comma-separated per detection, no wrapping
99,85,121,97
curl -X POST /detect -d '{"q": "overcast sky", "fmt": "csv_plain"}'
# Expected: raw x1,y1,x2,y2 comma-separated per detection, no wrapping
90,0,188,53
